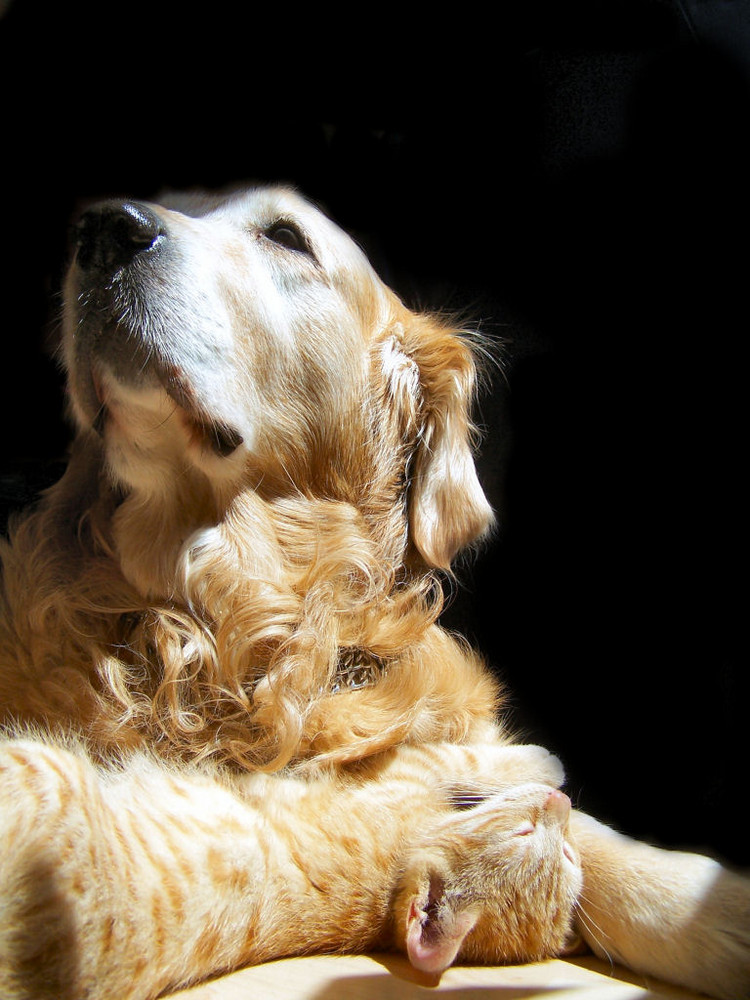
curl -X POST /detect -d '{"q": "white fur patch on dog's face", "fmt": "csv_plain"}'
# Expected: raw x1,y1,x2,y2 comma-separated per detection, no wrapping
63,187,394,493
62,183,493,572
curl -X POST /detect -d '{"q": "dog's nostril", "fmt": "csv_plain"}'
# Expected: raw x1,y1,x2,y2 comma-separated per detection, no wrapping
74,200,164,273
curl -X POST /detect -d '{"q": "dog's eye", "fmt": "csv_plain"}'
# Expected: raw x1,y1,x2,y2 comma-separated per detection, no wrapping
264,221,312,256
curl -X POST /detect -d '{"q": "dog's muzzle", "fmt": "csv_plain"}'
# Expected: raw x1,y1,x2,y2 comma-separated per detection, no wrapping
73,200,165,275
67,200,245,459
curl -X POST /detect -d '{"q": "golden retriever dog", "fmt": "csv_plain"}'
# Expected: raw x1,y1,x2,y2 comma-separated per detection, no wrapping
1,185,748,999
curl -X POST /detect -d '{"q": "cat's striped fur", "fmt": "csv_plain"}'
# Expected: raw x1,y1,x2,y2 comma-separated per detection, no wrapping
0,738,578,999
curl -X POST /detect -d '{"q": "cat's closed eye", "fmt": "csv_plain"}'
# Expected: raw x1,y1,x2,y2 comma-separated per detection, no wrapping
450,792,487,811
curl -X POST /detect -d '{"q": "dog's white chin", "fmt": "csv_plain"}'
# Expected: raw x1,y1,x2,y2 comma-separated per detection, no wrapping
91,368,249,495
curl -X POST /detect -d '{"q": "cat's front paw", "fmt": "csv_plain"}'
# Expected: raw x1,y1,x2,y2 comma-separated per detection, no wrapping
572,812,750,1000
489,743,566,789
676,859,750,1000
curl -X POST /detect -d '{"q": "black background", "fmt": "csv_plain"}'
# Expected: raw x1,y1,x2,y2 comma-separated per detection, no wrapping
1,1,747,866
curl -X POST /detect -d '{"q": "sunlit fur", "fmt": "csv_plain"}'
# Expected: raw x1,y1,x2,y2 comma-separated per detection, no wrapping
1,186,749,1000
0,187,497,770
0,739,579,999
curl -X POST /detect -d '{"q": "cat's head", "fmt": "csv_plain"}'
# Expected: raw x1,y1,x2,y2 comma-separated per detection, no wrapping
395,782,582,975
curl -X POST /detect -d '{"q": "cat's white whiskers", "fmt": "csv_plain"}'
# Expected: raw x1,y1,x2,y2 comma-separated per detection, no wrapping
574,897,615,971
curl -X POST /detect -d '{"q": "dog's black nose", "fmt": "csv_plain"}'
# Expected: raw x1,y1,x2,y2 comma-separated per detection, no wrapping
74,200,164,273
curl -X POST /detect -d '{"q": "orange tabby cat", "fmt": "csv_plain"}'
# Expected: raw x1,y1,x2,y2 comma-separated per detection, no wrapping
0,737,578,999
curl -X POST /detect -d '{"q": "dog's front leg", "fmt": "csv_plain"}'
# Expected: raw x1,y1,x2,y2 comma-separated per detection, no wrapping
570,810,750,999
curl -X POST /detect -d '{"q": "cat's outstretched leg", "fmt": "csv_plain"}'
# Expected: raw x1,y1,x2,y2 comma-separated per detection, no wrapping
359,739,566,794
570,810,750,1000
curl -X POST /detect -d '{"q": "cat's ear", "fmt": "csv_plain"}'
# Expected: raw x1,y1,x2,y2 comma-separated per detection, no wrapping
404,872,479,975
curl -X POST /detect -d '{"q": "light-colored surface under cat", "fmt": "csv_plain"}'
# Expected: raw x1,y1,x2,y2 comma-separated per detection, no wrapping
169,953,707,999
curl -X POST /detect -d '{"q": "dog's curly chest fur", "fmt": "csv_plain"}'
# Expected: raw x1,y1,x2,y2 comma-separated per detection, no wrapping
1,186,496,769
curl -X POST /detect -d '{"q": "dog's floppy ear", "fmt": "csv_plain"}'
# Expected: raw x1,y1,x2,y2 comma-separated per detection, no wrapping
389,313,495,570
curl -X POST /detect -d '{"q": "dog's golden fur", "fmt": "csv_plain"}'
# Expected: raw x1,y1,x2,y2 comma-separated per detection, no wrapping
0,187,498,770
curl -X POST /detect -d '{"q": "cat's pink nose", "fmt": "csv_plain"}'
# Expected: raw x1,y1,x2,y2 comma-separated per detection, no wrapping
544,788,571,821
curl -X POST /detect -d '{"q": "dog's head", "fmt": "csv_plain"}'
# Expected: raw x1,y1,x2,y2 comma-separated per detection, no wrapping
62,186,493,571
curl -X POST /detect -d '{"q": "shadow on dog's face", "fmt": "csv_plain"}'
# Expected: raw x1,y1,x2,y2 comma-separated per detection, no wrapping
61,184,493,576
62,186,394,494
